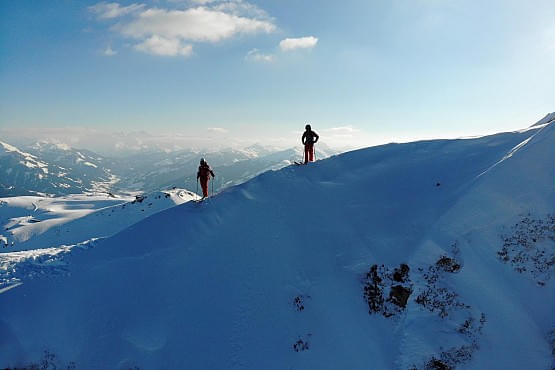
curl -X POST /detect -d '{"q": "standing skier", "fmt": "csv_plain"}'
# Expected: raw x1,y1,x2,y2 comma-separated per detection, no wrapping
197,158,215,198
302,124,319,164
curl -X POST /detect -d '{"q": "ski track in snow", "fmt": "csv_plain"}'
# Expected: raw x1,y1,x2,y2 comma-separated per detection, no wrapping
0,189,199,297
476,122,548,179
0,238,100,294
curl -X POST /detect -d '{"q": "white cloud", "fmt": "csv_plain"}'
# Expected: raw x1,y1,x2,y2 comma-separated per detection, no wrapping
207,127,229,133
189,0,220,4
119,7,275,43
103,45,117,56
134,35,193,56
187,0,269,18
321,126,362,142
279,36,318,51
292,125,364,147
90,1,277,58
324,126,360,134
89,2,145,19
212,0,271,20
245,48,273,62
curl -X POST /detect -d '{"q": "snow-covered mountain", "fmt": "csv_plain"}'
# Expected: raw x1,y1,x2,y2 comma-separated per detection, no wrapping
1,140,340,197
111,144,339,194
0,141,80,197
0,141,117,197
0,119,553,369
112,147,258,192
27,141,117,189
141,145,338,194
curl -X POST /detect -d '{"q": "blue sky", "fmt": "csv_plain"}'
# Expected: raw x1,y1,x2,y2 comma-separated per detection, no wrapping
1,0,554,151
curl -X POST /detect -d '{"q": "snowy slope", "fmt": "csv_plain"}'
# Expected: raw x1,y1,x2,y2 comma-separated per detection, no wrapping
0,123,553,369
0,189,198,252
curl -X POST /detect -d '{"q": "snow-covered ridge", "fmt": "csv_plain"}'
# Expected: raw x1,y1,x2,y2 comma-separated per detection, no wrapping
1,141,36,157
0,121,552,369
532,111,555,127
0,140,49,172
0,140,120,197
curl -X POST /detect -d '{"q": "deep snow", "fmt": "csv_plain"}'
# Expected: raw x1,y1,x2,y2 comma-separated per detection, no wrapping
0,123,553,369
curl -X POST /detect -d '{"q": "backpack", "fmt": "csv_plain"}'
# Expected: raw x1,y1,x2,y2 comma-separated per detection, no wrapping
198,163,212,179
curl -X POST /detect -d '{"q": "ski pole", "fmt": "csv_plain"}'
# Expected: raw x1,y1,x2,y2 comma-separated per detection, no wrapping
211,177,214,197
196,179,198,197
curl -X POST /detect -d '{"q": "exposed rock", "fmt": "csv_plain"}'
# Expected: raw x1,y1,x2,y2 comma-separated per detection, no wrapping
363,263,412,317
497,213,555,284
411,251,486,370
435,256,461,273
293,295,310,312
393,263,410,282
425,358,451,370
292,334,312,352
390,285,411,308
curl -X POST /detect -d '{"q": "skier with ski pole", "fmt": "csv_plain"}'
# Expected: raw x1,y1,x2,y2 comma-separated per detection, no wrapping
196,158,215,199
302,124,319,164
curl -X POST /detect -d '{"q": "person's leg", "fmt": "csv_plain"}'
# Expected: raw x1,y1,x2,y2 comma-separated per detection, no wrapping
201,179,209,197
304,144,309,164
309,144,314,162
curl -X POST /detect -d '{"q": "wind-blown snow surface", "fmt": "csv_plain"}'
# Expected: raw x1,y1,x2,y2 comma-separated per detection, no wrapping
0,189,198,252
1,124,554,369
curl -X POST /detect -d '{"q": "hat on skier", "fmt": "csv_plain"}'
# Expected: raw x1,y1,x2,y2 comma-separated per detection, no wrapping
305,124,311,130
200,158,205,164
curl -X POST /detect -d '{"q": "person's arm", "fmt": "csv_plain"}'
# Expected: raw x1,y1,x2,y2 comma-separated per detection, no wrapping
302,132,306,145
313,131,319,143
210,169,215,177
196,168,200,180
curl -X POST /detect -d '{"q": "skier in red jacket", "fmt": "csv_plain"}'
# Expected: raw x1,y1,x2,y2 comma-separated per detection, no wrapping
197,158,215,198
302,124,319,164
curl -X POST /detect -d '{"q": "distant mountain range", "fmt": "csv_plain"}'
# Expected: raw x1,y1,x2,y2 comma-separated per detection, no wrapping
116,144,339,194
0,140,340,197
0,141,116,197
